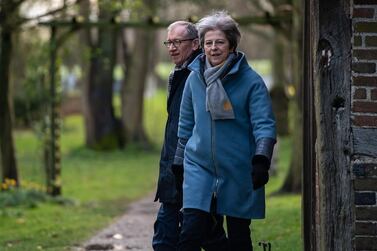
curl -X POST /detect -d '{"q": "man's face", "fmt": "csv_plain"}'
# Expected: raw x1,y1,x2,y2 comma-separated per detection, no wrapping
166,25,199,66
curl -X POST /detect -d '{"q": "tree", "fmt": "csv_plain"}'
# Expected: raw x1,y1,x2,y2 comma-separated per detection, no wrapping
247,0,302,193
0,0,83,184
278,0,303,193
0,0,24,185
120,0,158,147
80,0,123,150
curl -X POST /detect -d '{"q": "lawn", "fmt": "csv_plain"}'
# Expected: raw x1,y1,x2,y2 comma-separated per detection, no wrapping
252,136,302,251
0,90,301,251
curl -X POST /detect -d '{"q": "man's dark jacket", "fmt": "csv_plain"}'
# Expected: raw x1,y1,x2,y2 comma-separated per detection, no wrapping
154,50,201,204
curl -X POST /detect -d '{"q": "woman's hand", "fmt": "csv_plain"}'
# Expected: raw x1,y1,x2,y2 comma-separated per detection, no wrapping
251,155,270,190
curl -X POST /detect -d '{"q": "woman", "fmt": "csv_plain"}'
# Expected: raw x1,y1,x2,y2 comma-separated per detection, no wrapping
174,11,276,251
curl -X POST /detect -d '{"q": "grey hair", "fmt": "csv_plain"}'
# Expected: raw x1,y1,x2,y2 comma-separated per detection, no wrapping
167,21,198,39
196,11,241,51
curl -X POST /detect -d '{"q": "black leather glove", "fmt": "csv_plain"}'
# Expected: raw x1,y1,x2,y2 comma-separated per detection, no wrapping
171,164,183,191
251,155,270,190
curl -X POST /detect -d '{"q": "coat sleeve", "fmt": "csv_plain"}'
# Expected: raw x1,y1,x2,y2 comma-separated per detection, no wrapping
177,76,195,140
173,76,195,165
248,75,277,160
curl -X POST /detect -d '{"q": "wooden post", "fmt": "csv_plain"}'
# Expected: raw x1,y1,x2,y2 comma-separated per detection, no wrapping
47,26,61,196
302,0,317,249
310,0,353,249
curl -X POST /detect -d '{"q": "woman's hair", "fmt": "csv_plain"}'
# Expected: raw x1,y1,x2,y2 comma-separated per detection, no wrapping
167,21,198,39
196,11,241,50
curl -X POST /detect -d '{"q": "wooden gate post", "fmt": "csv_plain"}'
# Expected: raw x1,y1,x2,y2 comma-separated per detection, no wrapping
306,0,353,250
302,0,316,249
47,25,62,196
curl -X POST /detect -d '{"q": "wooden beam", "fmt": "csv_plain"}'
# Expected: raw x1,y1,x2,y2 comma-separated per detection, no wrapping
38,14,291,29
303,0,317,249
313,0,353,250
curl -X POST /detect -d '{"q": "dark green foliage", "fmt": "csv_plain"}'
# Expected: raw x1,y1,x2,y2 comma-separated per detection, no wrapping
0,189,47,208
0,188,75,209
13,41,50,128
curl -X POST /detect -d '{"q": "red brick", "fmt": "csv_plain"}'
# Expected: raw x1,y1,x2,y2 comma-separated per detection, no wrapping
355,178,377,190
354,88,367,99
352,62,376,73
372,89,377,100
353,101,377,113
353,115,377,126
353,163,377,177
353,76,377,87
366,36,377,47
355,192,376,205
355,236,377,250
353,8,375,18
354,49,377,60
356,222,377,235
356,207,377,220
354,22,377,33
354,35,363,47
355,0,377,4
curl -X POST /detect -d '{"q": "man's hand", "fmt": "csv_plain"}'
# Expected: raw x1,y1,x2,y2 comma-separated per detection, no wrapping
251,155,270,190
171,164,183,191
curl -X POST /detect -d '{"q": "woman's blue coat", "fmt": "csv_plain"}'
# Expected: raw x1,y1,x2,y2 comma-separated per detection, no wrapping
178,52,276,219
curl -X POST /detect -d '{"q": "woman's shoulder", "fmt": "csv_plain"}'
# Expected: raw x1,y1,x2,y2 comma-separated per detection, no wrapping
237,63,264,84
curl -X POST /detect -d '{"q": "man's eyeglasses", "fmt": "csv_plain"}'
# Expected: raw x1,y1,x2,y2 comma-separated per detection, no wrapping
163,38,196,48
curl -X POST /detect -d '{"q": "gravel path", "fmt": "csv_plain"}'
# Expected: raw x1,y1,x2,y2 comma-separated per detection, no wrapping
74,194,159,251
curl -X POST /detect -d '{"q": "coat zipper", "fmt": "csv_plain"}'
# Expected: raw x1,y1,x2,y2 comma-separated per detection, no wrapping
199,68,220,213
210,114,219,213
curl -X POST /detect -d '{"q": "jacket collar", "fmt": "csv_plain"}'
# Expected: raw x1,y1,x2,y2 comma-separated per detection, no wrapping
175,49,202,71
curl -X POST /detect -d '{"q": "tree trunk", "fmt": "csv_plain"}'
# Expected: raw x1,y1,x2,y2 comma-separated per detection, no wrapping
121,28,152,147
79,0,93,147
0,29,18,184
82,2,123,150
120,0,159,147
279,0,303,193
270,29,289,136
280,101,302,193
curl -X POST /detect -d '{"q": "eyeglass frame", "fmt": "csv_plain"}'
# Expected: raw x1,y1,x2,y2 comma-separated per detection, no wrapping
163,38,197,48
203,39,228,49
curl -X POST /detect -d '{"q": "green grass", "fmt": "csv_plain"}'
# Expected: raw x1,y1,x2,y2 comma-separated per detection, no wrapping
248,59,271,76
252,136,302,251
144,89,167,146
1,90,301,251
1,114,160,251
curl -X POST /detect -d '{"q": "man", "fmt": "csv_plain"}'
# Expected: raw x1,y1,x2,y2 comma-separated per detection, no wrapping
153,21,227,251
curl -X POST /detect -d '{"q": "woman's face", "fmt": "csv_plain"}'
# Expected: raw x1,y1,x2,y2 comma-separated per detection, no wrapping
203,29,232,67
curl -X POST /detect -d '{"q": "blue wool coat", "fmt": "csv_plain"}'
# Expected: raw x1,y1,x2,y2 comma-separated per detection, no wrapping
178,52,276,219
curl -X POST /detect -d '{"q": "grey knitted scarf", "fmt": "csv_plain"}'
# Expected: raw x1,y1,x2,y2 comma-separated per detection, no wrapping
204,53,236,120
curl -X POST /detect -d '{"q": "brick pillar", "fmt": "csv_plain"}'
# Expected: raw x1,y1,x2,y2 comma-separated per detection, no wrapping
352,1,377,250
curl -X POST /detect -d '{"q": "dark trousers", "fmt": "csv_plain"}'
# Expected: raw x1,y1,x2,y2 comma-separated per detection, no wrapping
178,208,253,251
153,203,181,251
153,203,228,251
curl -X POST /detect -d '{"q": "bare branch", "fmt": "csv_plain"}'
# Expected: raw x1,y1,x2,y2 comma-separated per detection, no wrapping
18,0,84,25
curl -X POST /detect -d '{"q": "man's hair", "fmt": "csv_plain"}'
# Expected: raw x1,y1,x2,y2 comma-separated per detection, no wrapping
196,11,241,51
167,21,198,39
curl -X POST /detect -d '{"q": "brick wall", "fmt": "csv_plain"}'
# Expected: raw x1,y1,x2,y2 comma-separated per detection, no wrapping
352,1,377,250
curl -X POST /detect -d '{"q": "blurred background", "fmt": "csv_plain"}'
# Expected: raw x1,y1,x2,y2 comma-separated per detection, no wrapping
0,0,302,250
